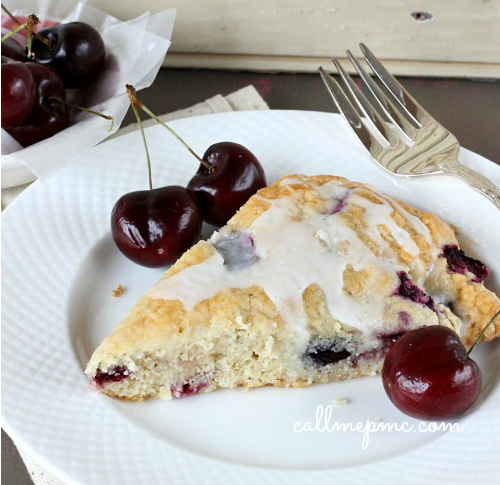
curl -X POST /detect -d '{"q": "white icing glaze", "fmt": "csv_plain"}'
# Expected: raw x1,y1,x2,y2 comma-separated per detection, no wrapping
148,178,438,340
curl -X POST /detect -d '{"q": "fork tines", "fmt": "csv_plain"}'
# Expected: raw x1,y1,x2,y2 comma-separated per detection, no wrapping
319,43,428,154
319,44,500,209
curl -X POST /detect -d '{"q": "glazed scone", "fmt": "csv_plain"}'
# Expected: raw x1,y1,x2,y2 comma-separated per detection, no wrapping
85,175,500,400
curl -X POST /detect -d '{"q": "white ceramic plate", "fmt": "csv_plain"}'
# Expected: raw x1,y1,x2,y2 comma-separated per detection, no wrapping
2,111,500,485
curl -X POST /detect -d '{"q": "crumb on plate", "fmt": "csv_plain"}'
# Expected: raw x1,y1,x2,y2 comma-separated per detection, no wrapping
112,285,125,297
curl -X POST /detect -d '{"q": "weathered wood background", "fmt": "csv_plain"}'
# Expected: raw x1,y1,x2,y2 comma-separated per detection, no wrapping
90,0,500,78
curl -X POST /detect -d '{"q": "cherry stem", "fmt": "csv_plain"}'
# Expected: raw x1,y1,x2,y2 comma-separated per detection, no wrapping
1,3,17,20
467,309,500,356
125,84,211,171
48,97,114,132
25,14,39,59
126,88,153,190
1,4,52,47
1,20,26,42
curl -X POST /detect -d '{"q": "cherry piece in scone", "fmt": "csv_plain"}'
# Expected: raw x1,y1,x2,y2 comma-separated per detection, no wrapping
94,366,130,387
187,142,267,226
382,326,481,420
5,62,69,147
1,61,36,127
30,21,105,88
111,186,202,268
441,245,488,283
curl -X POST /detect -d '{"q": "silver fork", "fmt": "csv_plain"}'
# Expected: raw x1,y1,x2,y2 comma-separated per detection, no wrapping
319,43,500,209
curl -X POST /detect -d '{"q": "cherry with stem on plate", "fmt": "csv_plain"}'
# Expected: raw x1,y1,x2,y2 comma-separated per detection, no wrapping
382,310,500,420
187,142,267,226
124,84,267,227
110,85,202,268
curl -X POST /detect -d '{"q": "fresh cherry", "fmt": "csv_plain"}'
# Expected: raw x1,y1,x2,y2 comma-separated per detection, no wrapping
30,21,105,88
111,186,202,268
187,142,267,226
111,86,203,268
5,62,68,147
122,87,267,228
1,61,36,127
1,27,26,61
382,326,482,420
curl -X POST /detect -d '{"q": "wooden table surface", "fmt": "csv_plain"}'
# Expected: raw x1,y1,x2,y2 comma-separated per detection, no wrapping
2,68,499,485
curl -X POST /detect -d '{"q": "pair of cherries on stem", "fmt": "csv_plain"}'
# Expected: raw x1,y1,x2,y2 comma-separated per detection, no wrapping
382,309,499,420
111,85,266,268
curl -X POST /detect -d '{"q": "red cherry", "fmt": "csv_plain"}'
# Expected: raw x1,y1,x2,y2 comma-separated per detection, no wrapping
1,27,26,61
187,142,267,226
5,62,69,147
119,88,267,229
1,61,36,127
30,22,105,88
111,186,202,268
382,326,482,420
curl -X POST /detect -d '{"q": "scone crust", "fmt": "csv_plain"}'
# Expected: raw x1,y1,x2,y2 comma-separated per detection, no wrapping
86,174,500,377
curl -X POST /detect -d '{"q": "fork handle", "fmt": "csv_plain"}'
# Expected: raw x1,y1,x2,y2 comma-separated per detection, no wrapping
450,163,500,210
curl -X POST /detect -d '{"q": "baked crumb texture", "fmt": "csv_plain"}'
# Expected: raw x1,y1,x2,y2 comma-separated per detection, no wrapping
85,175,500,401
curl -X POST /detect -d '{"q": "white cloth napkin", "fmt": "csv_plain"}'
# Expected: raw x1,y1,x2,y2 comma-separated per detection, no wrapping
4,84,269,484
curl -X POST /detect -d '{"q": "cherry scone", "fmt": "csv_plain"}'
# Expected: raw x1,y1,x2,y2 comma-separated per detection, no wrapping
85,175,500,400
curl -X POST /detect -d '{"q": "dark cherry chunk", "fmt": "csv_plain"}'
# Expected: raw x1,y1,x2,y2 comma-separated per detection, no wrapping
94,366,130,386
213,231,258,270
393,271,435,311
171,380,208,398
305,340,352,366
441,244,488,283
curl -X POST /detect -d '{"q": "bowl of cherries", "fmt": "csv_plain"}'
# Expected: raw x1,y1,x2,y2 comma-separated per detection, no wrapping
1,2,174,188
2,13,107,148
1,15,106,148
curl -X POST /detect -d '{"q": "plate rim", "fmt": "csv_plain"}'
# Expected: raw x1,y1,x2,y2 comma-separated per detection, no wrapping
2,110,499,485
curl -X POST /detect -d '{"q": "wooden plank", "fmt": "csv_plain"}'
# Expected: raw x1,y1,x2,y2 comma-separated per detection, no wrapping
90,0,500,77
163,53,500,79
